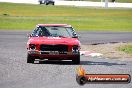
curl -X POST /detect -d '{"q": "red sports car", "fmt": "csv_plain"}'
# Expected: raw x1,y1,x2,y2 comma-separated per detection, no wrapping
27,24,81,64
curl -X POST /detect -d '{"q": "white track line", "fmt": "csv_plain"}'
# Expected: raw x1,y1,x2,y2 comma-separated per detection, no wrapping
80,51,103,57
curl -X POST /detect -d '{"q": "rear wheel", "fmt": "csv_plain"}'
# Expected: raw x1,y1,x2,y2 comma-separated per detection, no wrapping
72,55,80,64
27,54,35,63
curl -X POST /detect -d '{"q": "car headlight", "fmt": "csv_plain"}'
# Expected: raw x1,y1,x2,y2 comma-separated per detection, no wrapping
29,44,36,50
72,45,79,54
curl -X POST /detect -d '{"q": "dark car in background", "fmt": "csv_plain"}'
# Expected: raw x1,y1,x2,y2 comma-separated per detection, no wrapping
27,24,81,64
38,0,55,5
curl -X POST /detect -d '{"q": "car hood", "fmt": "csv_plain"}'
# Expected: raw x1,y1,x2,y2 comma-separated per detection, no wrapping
28,37,80,45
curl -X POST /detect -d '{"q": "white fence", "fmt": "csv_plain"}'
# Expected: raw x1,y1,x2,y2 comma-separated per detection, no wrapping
0,0,132,8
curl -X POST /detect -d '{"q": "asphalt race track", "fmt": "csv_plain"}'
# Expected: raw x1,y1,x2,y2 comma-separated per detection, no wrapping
0,30,132,88
78,31,132,44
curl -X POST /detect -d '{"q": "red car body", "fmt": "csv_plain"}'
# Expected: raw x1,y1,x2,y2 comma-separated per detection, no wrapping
27,24,81,64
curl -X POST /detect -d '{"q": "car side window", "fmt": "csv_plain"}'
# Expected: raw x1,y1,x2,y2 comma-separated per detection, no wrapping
31,27,39,37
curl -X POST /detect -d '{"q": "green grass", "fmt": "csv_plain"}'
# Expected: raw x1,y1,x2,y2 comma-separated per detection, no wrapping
116,0,132,3
119,45,132,54
0,2,132,31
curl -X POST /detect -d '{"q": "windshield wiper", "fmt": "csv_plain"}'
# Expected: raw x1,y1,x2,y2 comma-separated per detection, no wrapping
57,36,67,38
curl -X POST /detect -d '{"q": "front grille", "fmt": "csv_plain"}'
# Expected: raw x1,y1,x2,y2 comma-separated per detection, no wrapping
40,44,68,52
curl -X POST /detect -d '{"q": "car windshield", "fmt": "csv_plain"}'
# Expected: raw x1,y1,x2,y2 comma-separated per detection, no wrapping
31,26,78,38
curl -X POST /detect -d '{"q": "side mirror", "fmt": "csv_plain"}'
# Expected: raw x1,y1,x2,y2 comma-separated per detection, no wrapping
72,32,80,38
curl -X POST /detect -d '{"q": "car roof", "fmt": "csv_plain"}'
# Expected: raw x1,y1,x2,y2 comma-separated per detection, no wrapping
37,24,72,27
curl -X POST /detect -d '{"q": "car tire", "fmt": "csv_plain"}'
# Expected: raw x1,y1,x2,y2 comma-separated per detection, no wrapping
46,3,49,5
72,54,80,64
27,54,35,63
39,1,42,5
52,2,54,5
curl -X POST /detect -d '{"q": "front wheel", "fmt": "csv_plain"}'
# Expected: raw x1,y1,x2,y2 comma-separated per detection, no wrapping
27,54,35,63
52,2,54,5
39,1,42,4
72,55,80,64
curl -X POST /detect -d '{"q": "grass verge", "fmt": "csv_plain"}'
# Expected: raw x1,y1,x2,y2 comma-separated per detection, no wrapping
82,43,132,60
118,45,132,54
0,2,132,31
